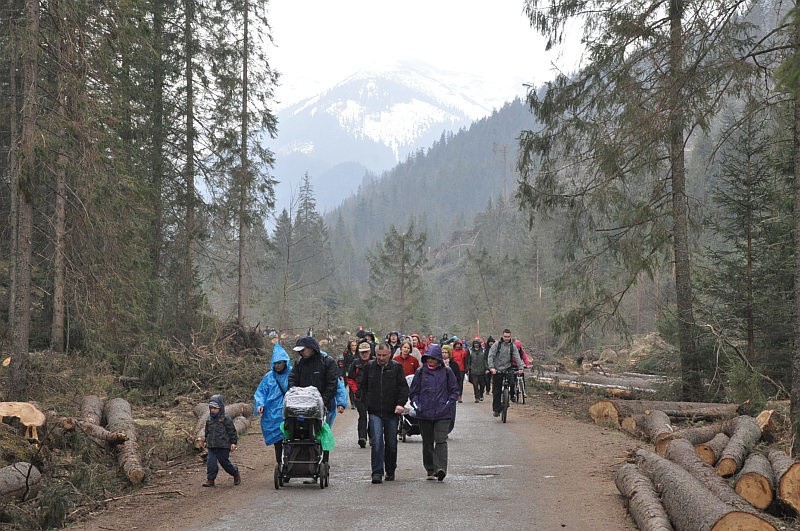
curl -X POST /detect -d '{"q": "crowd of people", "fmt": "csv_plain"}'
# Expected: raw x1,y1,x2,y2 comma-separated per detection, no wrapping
204,327,531,487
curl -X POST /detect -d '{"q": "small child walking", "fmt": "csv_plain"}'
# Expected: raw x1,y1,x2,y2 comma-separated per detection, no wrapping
203,394,241,487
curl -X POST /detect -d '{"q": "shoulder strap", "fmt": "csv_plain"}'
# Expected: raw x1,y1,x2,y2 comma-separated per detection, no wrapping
274,374,287,396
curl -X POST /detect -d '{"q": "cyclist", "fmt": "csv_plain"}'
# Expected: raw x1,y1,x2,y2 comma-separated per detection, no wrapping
487,329,524,418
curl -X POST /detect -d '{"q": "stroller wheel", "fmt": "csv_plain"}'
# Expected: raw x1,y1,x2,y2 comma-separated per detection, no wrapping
324,463,330,487
273,466,281,490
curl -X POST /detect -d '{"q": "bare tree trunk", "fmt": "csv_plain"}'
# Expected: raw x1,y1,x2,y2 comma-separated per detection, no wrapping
50,0,69,353
9,0,39,401
236,0,250,325
182,0,196,331
669,0,699,402
792,1,800,458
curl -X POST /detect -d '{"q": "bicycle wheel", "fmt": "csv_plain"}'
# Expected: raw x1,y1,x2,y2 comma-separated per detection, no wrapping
501,386,509,423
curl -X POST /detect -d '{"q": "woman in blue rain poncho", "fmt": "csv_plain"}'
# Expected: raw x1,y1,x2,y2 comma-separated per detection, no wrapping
254,343,292,463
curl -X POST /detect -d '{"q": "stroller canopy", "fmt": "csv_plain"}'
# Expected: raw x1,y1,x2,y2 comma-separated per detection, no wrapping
283,386,325,420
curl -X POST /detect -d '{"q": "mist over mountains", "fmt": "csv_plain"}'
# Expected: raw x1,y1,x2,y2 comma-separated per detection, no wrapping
271,65,515,213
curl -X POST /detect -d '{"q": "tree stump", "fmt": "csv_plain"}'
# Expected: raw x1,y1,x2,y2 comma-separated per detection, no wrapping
615,462,673,530
716,416,762,477
0,462,41,500
696,433,730,466
734,453,775,510
635,448,775,530
767,449,800,515
103,398,145,484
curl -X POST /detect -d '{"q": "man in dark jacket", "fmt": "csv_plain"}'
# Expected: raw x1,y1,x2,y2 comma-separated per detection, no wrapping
408,344,459,481
289,336,339,461
358,343,409,484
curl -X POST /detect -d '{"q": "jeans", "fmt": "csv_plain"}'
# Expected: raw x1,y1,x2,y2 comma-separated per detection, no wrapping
368,413,399,476
418,418,450,474
207,447,238,480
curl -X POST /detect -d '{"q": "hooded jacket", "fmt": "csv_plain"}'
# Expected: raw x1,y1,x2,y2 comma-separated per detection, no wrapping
253,344,292,445
205,394,238,449
467,340,488,374
408,344,459,420
450,342,469,373
288,338,339,406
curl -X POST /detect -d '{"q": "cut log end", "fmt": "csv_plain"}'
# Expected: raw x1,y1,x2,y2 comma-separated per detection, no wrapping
711,511,775,531
777,462,800,514
716,458,737,478
735,472,773,510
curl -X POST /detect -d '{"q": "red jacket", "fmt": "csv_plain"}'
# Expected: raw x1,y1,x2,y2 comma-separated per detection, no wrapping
393,353,420,377
450,346,468,373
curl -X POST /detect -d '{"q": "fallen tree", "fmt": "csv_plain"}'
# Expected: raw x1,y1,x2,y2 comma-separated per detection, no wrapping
103,398,145,484
614,462,674,530
695,433,730,466
655,420,736,456
620,410,673,442
734,453,775,510
589,399,745,428
634,448,776,530
0,462,41,500
60,417,128,444
767,449,800,515
716,416,762,477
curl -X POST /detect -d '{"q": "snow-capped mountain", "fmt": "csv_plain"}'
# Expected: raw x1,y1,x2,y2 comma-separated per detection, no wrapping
271,65,503,213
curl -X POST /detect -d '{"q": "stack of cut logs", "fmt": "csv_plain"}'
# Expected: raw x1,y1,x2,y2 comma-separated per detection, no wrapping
590,399,798,530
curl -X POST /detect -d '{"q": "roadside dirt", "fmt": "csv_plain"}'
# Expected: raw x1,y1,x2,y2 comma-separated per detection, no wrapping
67,388,639,530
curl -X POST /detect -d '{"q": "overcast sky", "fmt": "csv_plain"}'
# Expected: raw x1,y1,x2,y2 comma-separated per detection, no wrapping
266,0,579,110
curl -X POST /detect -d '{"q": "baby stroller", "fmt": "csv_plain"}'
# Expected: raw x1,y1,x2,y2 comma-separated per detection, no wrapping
398,375,421,442
274,386,330,489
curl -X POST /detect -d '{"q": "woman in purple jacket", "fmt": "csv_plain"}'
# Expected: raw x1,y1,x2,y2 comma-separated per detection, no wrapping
408,344,460,482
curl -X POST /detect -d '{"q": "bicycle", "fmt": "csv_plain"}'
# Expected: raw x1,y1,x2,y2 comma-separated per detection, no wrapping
515,370,527,405
499,368,518,423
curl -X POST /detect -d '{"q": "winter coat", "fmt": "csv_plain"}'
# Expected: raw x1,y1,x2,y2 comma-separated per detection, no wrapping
450,344,469,373
289,346,339,407
467,345,488,374
205,394,238,449
393,352,420,377
359,359,409,417
340,350,355,379
487,339,523,372
347,356,371,394
253,344,292,445
408,345,459,421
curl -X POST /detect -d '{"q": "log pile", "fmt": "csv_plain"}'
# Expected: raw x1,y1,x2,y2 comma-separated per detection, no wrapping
597,397,800,529
104,398,145,484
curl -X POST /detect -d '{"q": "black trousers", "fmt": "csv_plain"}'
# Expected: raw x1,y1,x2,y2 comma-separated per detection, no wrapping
418,418,450,475
471,373,487,399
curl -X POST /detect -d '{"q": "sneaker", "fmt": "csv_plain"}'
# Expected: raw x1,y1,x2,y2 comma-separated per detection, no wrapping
435,469,446,482
358,438,366,448
385,472,395,481
233,472,241,486
493,411,500,417
371,474,383,484
202,479,215,487
426,472,436,480
479,397,484,402
474,399,479,403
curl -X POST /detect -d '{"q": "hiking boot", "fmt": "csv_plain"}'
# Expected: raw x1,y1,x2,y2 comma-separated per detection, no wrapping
385,472,395,481
233,472,241,486
474,399,479,403
493,411,500,417
358,438,366,448
371,474,382,484
202,479,215,487
435,469,446,482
